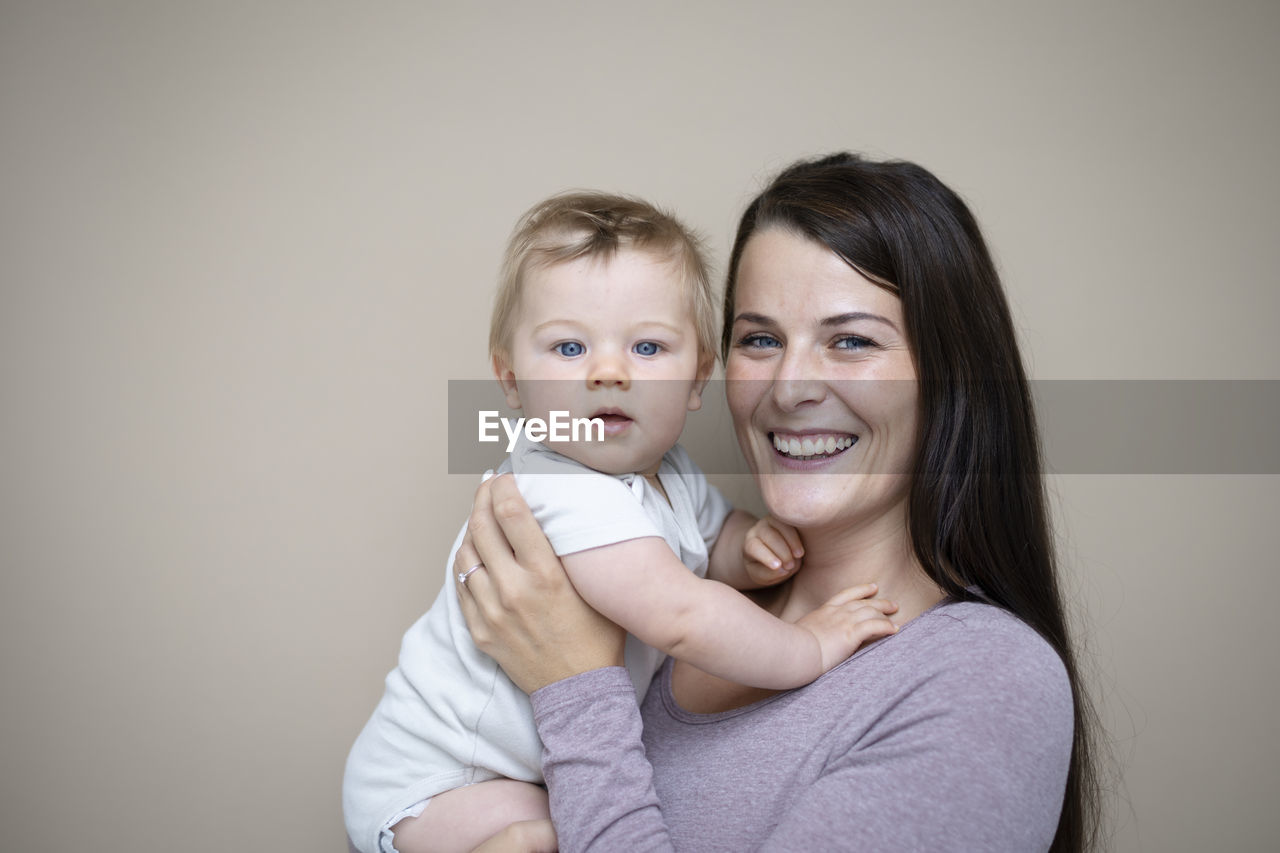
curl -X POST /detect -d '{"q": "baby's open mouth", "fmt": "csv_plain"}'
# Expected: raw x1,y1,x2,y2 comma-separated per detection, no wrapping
770,432,857,461
591,408,632,425
590,408,633,435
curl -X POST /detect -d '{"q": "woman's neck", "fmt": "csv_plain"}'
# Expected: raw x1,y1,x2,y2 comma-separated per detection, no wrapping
674,513,949,715
779,513,946,627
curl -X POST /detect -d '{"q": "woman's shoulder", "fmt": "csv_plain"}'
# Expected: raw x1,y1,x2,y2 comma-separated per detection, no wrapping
869,597,1073,725
914,597,1065,662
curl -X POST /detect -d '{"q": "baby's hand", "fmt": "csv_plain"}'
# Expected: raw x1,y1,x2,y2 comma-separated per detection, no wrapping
743,515,805,586
796,583,899,672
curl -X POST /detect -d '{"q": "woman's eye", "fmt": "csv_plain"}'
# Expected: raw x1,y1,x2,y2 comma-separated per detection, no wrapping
834,335,875,351
554,341,585,357
633,341,661,357
737,333,782,350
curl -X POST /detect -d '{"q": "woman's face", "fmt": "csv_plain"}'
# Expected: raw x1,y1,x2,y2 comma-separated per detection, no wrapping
725,227,919,534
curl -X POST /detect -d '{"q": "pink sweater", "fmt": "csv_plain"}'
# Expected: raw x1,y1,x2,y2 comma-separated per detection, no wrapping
531,599,1073,851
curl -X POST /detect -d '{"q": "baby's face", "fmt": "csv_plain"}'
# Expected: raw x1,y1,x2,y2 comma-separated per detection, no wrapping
495,247,710,477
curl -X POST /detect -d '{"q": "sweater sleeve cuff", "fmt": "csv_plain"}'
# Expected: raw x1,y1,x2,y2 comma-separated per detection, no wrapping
530,666,636,721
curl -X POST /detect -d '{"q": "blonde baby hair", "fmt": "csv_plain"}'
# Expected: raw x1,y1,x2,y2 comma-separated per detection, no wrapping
489,191,716,366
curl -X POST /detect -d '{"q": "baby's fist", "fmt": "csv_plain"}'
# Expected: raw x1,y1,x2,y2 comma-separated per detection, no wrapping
743,515,805,586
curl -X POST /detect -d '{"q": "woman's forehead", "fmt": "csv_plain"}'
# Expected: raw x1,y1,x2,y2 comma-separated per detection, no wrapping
735,228,902,322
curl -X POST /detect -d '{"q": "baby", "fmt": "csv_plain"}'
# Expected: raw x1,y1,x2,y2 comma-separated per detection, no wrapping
343,193,896,853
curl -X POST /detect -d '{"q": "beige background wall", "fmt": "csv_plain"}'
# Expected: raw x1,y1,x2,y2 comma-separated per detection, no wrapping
3,1,1277,850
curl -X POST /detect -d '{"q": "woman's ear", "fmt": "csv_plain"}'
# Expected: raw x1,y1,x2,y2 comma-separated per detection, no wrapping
492,353,522,410
686,352,717,412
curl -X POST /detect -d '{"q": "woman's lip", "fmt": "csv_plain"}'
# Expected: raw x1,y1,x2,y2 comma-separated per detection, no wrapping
770,429,855,438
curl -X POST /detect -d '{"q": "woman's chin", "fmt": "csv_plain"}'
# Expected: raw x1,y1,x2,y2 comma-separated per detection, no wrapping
756,475,848,530
756,472,911,533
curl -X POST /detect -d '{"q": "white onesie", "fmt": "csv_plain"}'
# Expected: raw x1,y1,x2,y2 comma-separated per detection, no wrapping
342,435,732,853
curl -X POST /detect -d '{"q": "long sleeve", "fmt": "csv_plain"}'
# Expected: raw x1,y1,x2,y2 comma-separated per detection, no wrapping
531,667,674,852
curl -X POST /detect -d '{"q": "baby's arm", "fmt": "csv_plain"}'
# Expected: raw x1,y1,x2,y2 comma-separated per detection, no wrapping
707,510,805,590
561,537,896,690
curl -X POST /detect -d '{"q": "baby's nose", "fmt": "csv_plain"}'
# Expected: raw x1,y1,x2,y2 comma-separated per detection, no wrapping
588,356,630,390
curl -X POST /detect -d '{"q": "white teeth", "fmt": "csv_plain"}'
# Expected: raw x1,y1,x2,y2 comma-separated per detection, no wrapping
771,433,856,459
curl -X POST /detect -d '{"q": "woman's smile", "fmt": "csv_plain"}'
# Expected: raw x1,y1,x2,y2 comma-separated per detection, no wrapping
769,430,858,464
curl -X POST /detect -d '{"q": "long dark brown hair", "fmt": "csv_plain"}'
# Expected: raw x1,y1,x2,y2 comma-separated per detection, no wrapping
722,153,1101,851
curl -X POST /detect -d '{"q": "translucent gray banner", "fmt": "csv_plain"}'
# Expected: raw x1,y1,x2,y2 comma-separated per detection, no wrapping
446,380,1280,475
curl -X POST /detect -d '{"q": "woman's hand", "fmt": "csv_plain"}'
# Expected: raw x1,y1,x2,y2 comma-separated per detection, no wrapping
455,473,626,694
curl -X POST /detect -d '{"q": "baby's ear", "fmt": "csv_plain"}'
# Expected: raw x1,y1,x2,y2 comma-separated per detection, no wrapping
687,352,717,412
491,353,522,410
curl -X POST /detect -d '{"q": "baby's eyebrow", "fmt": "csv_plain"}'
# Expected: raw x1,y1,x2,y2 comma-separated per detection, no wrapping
530,319,583,335
529,319,688,337
632,320,686,336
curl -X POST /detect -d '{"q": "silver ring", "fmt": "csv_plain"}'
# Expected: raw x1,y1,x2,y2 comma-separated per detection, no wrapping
457,563,484,585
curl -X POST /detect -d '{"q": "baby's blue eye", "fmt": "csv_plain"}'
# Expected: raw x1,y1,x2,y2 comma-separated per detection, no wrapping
633,341,661,357
554,341,585,357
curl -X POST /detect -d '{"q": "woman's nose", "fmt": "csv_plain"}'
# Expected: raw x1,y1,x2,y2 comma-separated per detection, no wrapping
769,348,826,411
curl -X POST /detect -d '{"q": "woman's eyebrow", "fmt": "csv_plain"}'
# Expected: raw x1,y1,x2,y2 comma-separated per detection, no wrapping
732,312,776,327
734,311,899,332
822,311,899,332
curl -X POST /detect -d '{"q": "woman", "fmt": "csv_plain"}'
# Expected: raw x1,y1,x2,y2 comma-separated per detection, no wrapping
455,153,1100,851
